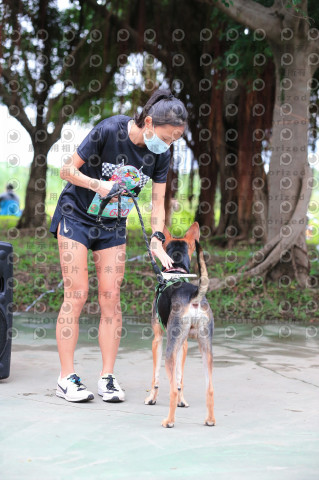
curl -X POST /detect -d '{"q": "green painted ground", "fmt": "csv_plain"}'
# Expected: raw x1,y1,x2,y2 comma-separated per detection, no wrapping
0,317,318,480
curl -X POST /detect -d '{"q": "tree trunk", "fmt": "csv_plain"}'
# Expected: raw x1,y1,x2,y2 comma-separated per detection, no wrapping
197,0,317,290
265,43,312,285
193,138,219,237
216,62,275,246
193,70,221,237
215,84,240,243
17,142,49,229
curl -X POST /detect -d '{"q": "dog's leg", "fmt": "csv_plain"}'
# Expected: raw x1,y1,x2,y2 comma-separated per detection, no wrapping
144,321,163,405
177,339,189,408
198,321,216,426
162,318,189,428
202,348,215,426
162,349,178,428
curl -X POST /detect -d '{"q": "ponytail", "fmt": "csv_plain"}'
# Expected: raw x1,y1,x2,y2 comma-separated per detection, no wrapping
134,88,188,128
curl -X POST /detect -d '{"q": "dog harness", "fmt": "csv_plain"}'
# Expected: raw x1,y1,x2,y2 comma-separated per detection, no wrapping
155,277,190,332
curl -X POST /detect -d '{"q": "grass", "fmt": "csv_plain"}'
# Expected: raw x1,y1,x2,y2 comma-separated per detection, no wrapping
1,216,319,324
1,166,319,323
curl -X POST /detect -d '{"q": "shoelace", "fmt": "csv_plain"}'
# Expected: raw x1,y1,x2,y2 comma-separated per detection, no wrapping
103,375,119,392
69,374,86,390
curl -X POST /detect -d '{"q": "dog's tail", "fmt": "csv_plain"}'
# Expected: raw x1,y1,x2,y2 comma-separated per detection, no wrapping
190,240,209,304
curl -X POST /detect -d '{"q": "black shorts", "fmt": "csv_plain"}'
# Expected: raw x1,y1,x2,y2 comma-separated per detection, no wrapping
51,213,127,251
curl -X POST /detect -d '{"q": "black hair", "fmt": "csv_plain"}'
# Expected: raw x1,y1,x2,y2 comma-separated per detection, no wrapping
7,183,14,190
134,88,188,128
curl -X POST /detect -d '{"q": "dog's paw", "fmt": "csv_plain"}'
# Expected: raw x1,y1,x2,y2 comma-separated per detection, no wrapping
144,398,156,405
205,417,216,426
144,391,157,405
177,401,189,408
162,418,175,428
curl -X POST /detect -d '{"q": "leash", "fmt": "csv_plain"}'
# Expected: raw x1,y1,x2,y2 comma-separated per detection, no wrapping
96,179,197,333
96,183,167,286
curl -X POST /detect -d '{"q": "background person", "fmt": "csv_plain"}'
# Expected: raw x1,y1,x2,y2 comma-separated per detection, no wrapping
0,183,22,216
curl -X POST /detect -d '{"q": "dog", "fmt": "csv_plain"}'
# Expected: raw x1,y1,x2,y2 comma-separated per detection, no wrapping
144,222,215,428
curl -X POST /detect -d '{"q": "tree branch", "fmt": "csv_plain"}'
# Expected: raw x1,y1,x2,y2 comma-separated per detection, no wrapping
54,33,89,86
199,0,281,42
49,65,118,146
85,0,174,66
0,71,34,136
45,87,66,126
21,49,36,99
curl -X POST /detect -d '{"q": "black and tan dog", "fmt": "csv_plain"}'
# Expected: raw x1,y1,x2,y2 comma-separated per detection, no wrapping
145,222,215,428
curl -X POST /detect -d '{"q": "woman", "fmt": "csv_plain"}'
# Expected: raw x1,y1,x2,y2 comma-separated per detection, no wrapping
50,88,188,403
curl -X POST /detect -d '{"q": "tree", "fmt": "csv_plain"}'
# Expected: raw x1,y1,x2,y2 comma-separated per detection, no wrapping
87,0,277,240
201,0,319,288
205,19,276,244
0,0,120,229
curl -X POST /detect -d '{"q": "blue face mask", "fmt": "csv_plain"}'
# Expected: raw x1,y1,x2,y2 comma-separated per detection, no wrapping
143,125,171,154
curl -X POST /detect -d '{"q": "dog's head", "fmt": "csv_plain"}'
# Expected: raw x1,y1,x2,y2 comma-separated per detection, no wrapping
162,222,200,272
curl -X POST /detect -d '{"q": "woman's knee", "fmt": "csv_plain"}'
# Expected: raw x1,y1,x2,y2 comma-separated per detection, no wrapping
63,289,89,309
98,288,121,308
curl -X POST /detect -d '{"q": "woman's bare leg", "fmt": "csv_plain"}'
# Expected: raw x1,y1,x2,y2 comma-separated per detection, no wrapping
92,243,126,375
56,221,89,378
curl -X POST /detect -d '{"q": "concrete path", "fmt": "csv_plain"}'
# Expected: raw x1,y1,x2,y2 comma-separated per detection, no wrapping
1,314,318,480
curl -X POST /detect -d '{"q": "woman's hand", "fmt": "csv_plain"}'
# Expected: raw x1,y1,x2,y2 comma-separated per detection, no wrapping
95,180,118,200
150,237,174,269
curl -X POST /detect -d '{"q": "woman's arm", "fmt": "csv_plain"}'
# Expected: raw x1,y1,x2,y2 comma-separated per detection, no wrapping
60,152,115,197
150,181,166,234
150,181,174,269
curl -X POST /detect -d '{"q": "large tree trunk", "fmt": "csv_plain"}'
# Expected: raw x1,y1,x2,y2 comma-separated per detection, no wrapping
265,44,313,285
206,0,318,288
17,141,49,229
216,64,275,247
215,84,240,242
193,61,222,237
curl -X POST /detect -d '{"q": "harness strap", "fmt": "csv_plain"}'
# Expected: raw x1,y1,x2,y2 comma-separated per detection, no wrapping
155,277,190,332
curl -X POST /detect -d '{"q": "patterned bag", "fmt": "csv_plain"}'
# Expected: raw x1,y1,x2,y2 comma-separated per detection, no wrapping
87,190,136,218
87,164,142,218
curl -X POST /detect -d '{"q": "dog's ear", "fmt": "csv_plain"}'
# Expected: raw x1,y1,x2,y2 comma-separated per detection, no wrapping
163,224,173,249
184,222,200,242
183,222,200,258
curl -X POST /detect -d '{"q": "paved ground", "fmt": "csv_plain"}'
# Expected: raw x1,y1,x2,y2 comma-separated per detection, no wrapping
0,313,318,480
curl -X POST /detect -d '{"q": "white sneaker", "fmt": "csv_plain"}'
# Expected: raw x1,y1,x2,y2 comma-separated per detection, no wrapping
56,372,94,402
98,373,125,402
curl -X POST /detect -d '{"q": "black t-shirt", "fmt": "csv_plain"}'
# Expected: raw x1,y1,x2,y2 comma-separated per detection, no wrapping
49,115,170,235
